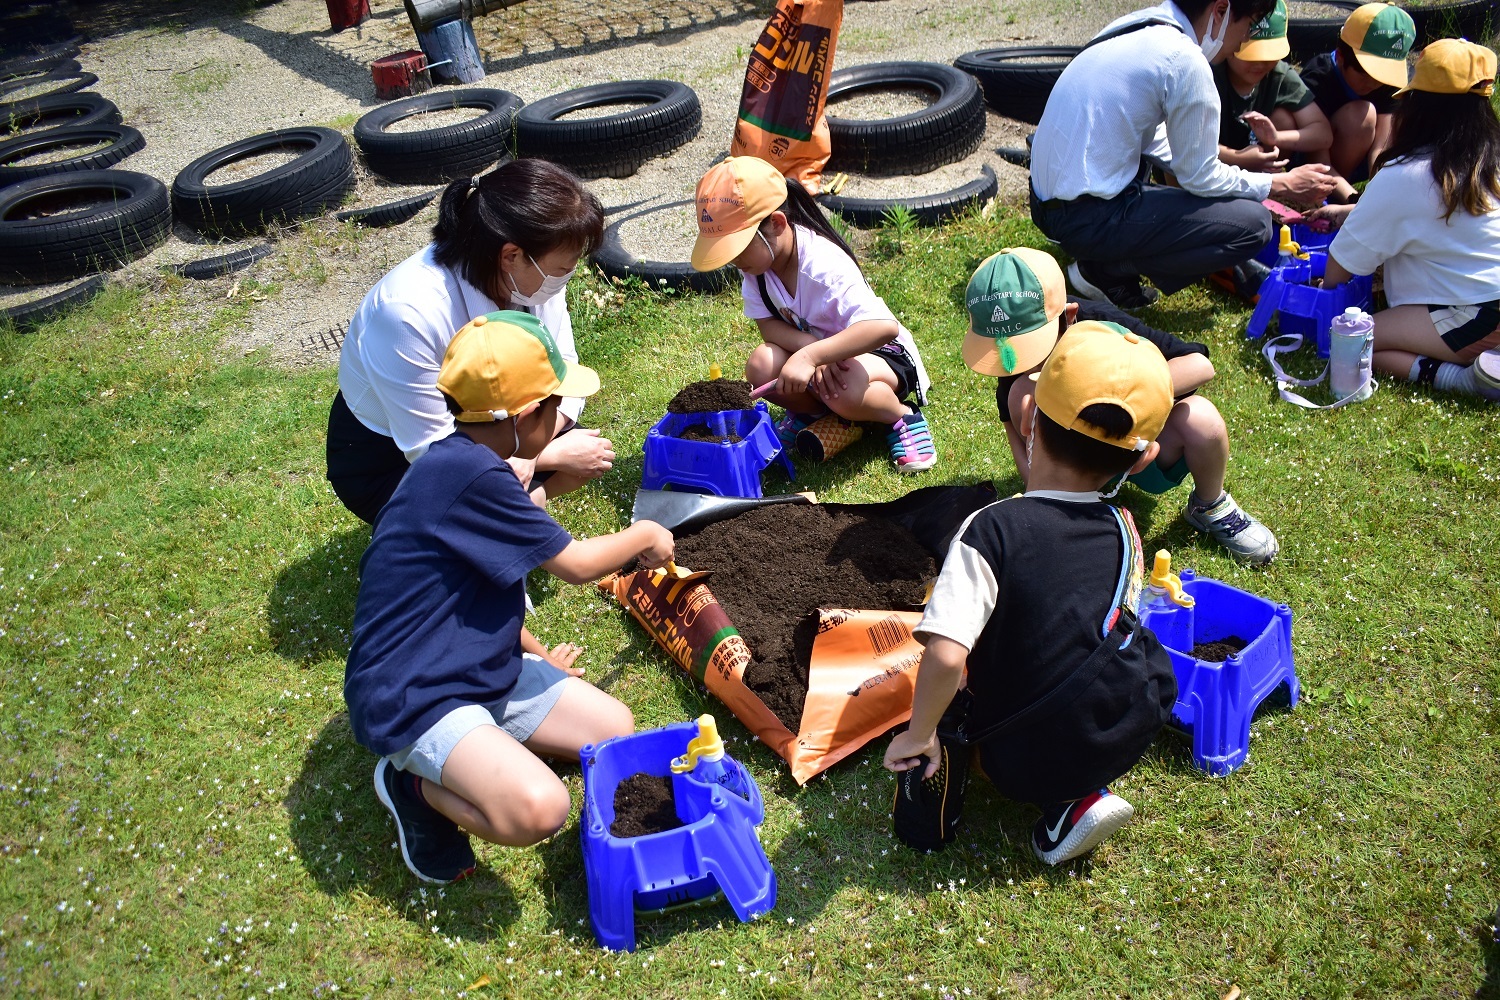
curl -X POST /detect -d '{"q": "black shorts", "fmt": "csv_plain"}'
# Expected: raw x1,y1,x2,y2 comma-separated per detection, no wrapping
325,391,408,524
872,343,920,403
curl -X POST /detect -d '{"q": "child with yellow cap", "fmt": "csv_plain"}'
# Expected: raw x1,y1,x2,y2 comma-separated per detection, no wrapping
690,155,937,472
345,311,675,884
885,321,1178,864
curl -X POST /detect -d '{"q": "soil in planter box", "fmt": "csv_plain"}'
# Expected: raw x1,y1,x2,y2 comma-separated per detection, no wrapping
673,504,936,732
678,424,743,444
668,379,753,414
610,773,682,838
1192,636,1248,662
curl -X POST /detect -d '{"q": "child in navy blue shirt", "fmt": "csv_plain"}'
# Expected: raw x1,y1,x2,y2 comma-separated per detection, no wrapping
345,311,674,883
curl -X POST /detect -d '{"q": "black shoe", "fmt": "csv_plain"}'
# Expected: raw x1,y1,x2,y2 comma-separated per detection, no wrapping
373,758,476,884
1067,261,1160,310
1208,260,1270,303
1031,788,1135,865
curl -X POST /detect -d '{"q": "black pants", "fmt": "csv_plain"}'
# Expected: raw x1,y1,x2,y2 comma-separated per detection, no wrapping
1030,170,1272,295
326,391,408,525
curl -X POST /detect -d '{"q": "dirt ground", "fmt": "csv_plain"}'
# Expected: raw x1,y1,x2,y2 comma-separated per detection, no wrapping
2,0,1143,363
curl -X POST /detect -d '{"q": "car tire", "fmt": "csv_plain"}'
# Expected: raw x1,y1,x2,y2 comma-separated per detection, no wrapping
1,58,81,84
0,40,81,81
590,198,735,293
952,47,1080,126
818,165,997,228
1,274,104,330
0,124,144,186
1285,0,1361,63
172,244,275,280
0,71,98,106
825,62,986,175
0,169,171,284
354,89,522,185
515,80,701,179
335,190,438,228
0,92,120,134
171,126,356,237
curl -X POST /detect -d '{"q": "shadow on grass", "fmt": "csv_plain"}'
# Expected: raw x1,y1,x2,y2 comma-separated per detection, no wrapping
267,526,366,664
1476,903,1499,999
286,713,523,940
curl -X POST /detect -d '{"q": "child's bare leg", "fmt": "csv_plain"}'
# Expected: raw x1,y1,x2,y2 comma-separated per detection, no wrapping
1372,306,1462,363
822,354,908,424
422,726,571,847
1329,101,1376,180
746,342,821,412
523,676,634,761
1157,396,1228,503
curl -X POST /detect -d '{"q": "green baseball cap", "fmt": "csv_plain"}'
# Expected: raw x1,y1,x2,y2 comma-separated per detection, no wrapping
1236,0,1289,61
962,247,1067,376
1342,2,1416,89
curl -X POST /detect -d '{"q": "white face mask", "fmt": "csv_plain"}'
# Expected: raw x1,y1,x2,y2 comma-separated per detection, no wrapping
1199,3,1231,61
507,253,574,307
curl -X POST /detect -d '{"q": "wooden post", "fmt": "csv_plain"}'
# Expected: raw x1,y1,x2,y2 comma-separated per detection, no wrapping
416,18,485,84
325,0,370,30
372,50,431,100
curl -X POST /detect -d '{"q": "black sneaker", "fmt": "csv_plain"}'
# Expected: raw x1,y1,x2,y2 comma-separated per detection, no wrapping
373,758,476,884
1067,261,1161,310
1032,788,1135,865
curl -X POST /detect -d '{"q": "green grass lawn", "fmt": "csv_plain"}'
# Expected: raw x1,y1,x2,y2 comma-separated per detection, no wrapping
0,204,1496,998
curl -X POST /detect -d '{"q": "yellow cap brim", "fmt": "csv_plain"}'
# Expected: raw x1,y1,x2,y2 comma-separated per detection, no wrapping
962,326,1058,377
691,226,759,272
1235,37,1289,61
1353,49,1412,90
555,360,601,400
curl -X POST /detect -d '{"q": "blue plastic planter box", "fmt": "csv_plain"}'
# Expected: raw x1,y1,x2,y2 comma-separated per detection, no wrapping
1253,222,1333,268
1139,569,1299,776
640,401,793,497
1245,250,1374,358
579,721,776,952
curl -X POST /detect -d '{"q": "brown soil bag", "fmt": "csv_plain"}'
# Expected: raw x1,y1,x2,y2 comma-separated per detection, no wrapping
600,485,997,784
730,0,844,194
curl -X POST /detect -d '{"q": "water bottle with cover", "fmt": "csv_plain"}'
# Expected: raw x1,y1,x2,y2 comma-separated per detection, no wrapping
1328,307,1375,403
670,715,749,799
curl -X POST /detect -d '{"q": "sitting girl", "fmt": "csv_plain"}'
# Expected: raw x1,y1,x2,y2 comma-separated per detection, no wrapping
1311,39,1500,401
689,156,936,472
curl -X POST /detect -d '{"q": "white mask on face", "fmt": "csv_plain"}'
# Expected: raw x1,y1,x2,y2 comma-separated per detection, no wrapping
1199,3,1231,61
507,253,574,307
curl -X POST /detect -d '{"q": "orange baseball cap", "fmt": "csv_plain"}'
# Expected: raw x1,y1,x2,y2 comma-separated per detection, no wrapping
1396,38,1496,97
690,156,788,272
1031,321,1172,453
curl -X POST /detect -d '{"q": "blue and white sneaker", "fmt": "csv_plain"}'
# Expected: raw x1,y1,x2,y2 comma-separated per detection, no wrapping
1183,492,1279,566
888,409,937,473
1032,788,1135,865
775,409,824,446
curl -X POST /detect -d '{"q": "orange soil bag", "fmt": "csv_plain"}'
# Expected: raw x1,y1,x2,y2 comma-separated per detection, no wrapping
599,485,997,784
730,0,844,194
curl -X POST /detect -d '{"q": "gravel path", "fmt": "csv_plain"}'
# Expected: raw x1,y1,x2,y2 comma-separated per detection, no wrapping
2,0,1140,364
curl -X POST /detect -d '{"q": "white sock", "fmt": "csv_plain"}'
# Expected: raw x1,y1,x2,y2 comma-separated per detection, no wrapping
1409,357,1493,398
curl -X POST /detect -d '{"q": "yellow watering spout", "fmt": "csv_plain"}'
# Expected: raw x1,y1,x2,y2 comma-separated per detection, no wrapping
1148,550,1195,608
671,715,725,772
1277,225,1308,262
708,363,722,380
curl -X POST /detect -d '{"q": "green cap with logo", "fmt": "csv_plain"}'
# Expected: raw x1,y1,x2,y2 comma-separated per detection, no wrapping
1342,2,1416,89
1236,0,1289,62
962,247,1068,376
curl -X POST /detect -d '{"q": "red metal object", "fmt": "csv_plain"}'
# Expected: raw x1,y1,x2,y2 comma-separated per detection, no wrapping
372,50,432,100
325,0,371,30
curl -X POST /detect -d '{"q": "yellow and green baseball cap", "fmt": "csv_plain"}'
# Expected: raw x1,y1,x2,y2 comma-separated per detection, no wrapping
1236,0,1290,61
1031,321,1172,453
437,310,599,423
962,247,1068,376
1342,2,1417,89
1396,37,1496,97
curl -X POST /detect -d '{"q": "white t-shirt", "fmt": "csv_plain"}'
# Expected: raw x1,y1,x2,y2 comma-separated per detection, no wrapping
739,225,932,402
337,244,583,462
1329,154,1500,308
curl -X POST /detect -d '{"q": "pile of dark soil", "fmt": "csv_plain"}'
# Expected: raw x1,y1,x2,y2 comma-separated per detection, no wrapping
674,504,936,731
667,379,753,414
610,773,682,838
1192,636,1248,662
679,425,742,444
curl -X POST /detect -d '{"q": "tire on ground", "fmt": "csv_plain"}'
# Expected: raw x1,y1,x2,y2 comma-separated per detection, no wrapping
515,81,701,179
0,71,98,105
0,92,120,135
172,245,275,280
818,165,998,228
1,58,81,84
0,169,171,284
825,62,986,175
952,47,1079,126
171,126,356,237
0,40,81,81
354,89,522,185
1285,0,1360,63
0,124,144,186
590,199,735,293
1,274,104,330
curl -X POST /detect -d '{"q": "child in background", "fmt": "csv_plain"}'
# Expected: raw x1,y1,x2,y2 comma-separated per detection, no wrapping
1312,39,1500,403
965,247,1279,565
1298,1,1416,189
345,312,675,884
689,155,937,473
885,322,1179,865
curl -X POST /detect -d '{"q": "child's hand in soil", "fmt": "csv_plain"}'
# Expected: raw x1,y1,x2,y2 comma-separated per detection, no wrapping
1305,202,1355,230
884,728,940,779
542,642,585,676
633,520,676,570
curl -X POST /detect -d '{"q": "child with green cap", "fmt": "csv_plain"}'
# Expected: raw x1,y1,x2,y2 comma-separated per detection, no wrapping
963,247,1279,565
886,321,1179,864
345,310,675,884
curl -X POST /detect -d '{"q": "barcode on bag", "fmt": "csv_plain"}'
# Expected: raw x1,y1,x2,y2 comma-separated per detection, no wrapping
866,614,912,655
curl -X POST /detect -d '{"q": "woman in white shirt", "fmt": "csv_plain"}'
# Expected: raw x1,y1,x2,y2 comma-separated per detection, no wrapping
327,160,615,522
1315,39,1500,402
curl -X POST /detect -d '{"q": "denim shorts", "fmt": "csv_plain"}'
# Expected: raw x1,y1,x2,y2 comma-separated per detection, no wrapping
385,654,570,785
